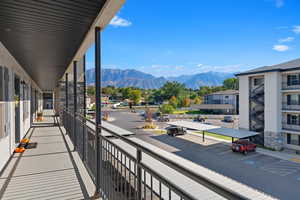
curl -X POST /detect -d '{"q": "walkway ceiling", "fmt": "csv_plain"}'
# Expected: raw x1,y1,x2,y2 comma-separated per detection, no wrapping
0,0,106,91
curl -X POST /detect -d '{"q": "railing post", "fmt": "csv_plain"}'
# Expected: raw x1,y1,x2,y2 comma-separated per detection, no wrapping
65,73,68,111
137,149,142,200
95,26,102,195
73,61,77,149
83,54,86,161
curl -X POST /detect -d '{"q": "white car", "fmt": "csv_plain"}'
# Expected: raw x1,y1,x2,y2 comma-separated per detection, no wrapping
86,109,95,115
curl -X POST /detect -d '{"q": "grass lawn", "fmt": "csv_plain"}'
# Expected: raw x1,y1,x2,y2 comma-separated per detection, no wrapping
173,110,188,114
173,110,203,114
195,131,232,141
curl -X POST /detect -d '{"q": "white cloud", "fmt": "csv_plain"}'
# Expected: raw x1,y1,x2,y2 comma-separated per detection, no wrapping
273,44,289,52
109,16,132,27
275,0,284,8
278,37,294,43
293,26,300,34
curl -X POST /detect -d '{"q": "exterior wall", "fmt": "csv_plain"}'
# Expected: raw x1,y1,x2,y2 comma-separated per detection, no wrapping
0,41,42,172
204,93,238,114
264,72,283,150
238,75,249,129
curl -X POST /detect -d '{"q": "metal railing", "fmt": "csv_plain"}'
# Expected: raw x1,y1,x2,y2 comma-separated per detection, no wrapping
282,82,300,90
61,109,246,200
282,122,300,132
282,102,300,111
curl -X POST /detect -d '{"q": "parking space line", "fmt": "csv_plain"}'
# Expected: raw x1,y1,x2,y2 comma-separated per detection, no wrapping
239,153,260,160
218,150,232,155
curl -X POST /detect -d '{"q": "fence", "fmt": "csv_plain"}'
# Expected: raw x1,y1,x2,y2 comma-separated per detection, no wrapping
61,109,245,200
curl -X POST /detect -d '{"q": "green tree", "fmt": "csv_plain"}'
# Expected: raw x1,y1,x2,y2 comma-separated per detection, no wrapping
160,104,175,114
87,86,95,97
169,96,178,108
223,78,238,90
129,89,142,105
149,89,164,104
161,81,186,100
121,87,132,99
198,86,211,96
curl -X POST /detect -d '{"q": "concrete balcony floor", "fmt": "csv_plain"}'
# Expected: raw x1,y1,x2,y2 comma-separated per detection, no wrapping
0,110,95,200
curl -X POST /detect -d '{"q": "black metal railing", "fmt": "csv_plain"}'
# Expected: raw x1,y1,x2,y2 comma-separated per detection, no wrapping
282,122,300,132
282,102,300,111
282,82,300,90
61,109,247,200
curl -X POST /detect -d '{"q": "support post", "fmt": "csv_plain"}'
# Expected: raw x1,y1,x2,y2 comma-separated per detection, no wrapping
95,26,102,194
83,55,86,161
73,61,77,149
232,137,234,143
65,73,69,111
202,131,205,142
137,149,142,200
83,55,86,118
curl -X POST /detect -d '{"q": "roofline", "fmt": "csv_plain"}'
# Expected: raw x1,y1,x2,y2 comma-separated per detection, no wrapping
62,0,125,77
235,66,300,76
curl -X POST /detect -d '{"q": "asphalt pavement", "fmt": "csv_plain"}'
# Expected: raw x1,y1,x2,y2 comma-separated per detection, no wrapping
107,110,300,200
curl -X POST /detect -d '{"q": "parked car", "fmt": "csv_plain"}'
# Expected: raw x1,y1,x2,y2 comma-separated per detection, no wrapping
231,139,256,155
223,116,234,123
194,115,205,122
166,126,187,136
158,114,170,122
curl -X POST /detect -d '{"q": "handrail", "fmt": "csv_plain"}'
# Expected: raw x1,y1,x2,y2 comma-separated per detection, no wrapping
64,108,248,200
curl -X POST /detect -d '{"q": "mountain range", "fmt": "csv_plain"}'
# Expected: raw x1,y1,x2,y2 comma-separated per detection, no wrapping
86,68,234,89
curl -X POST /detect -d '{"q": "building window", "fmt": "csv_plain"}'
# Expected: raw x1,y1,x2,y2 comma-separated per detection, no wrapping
287,134,291,144
254,78,263,86
287,134,300,146
287,74,299,86
287,95,291,105
287,114,298,125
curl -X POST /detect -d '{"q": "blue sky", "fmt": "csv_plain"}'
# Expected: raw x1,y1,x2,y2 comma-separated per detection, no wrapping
86,0,300,77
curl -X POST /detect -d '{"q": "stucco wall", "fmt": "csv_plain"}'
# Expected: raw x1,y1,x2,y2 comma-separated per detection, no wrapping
0,41,41,172
238,75,249,129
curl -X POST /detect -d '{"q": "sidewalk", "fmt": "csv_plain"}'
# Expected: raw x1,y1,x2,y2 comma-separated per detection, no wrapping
189,131,300,164
0,110,95,200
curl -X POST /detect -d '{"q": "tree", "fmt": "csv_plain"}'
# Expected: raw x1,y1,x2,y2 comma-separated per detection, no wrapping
169,96,178,108
121,87,132,99
223,78,238,90
194,96,202,104
149,89,164,104
181,97,191,107
161,81,186,100
87,86,95,97
129,89,142,105
198,86,212,96
160,104,175,114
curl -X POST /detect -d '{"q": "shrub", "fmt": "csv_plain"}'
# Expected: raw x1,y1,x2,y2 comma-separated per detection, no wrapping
160,104,175,114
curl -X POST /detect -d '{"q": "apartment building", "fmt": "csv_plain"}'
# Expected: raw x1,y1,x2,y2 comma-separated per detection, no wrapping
203,90,239,114
236,58,300,151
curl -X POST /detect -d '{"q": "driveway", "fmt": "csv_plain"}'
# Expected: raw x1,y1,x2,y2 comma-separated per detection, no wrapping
108,110,300,200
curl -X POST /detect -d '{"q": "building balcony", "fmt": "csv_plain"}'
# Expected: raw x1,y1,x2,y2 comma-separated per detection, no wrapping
282,102,300,111
282,122,300,132
282,82,300,90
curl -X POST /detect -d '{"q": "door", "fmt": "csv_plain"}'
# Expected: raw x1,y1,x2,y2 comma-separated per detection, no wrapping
14,75,20,144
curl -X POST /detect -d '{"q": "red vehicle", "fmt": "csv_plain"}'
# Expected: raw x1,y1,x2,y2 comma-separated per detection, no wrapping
231,139,256,155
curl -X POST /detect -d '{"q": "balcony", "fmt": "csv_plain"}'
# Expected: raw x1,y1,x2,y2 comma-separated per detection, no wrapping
282,102,300,111
282,82,300,90
282,122,300,132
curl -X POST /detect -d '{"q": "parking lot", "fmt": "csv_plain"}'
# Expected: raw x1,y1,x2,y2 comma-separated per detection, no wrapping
108,110,300,200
